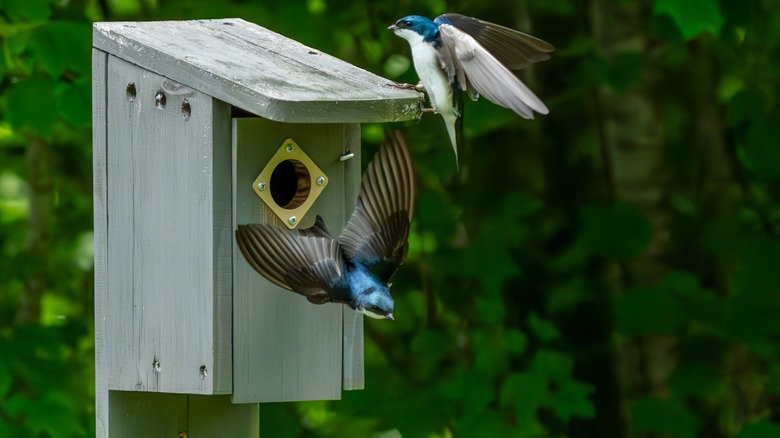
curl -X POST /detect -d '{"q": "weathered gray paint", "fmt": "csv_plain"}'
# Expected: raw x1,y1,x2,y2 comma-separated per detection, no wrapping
105,57,231,394
93,19,422,124
341,127,365,390
108,392,258,436
92,48,109,438
232,119,359,402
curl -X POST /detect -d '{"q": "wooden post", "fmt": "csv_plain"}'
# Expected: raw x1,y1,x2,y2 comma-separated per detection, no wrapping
93,19,419,437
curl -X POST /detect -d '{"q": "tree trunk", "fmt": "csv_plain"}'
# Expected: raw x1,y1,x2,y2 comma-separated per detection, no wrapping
16,137,51,324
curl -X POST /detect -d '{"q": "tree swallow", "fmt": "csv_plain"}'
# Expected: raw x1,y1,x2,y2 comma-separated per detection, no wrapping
389,13,554,161
235,131,416,320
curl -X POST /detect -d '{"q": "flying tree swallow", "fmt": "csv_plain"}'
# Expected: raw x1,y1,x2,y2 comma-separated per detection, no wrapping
235,131,416,320
389,13,554,161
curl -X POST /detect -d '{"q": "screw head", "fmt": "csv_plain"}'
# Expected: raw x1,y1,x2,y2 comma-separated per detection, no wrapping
288,216,297,225
316,176,326,186
258,182,267,191
285,144,294,153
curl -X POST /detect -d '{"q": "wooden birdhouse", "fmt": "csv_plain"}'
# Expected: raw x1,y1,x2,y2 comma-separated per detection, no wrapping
92,19,419,436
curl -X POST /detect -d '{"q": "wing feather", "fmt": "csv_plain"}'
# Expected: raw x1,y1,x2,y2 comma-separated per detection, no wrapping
339,130,415,282
438,23,548,118
236,223,345,302
435,13,554,71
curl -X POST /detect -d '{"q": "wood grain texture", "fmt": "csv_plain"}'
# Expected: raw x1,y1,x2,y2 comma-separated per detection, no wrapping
189,395,259,435
341,125,365,390
93,19,422,123
92,48,109,438
109,392,186,437
232,119,349,403
109,393,257,436
106,57,231,395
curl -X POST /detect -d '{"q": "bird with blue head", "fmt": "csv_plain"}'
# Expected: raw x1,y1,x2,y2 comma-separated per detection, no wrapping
236,131,415,321
389,13,554,162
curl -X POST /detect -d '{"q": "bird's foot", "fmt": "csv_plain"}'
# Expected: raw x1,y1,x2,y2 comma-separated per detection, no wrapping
386,81,426,92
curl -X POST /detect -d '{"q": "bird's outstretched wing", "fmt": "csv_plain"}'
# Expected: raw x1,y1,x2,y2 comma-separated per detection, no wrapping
435,16,550,118
339,130,416,282
435,14,554,71
236,221,345,304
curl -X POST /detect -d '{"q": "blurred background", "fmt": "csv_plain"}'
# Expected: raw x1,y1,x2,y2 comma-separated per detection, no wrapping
2,0,780,436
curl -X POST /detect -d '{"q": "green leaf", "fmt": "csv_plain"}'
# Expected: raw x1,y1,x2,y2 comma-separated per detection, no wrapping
737,421,780,438
476,295,507,324
410,330,450,378
528,313,561,342
668,362,720,397
531,349,573,382
614,284,684,335
503,329,528,356
2,0,56,21
726,90,765,127
550,379,595,421
454,411,508,437
30,21,92,77
500,371,549,436
4,77,58,136
0,360,11,399
474,330,510,378
629,396,700,438
744,112,780,180
654,0,724,40
580,202,652,261
440,369,495,414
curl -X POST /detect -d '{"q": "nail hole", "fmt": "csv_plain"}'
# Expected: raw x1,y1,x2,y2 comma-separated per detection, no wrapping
181,99,191,121
152,359,161,373
126,83,136,101
199,365,208,379
270,159,311,210
155,90,166,109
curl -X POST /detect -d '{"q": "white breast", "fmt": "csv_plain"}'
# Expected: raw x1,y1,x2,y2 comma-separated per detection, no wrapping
401,32,454,115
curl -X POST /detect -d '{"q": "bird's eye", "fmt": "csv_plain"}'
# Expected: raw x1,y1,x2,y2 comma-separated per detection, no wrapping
403,20,412,27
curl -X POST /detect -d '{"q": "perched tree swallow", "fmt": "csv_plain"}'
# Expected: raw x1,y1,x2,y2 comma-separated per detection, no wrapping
235,131,416,320
389,13,554,161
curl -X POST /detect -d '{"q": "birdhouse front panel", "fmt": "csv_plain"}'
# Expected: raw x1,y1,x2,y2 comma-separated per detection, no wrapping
232,118,363,403
104,56,232,395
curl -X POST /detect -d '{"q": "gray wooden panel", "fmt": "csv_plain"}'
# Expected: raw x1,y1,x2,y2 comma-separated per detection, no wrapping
232,119,348,403
93,19,422,124
109,392,257,437
341,125,365,390
109,391,186,437
92,48,110,438
189,395,259,436
106,56,231,395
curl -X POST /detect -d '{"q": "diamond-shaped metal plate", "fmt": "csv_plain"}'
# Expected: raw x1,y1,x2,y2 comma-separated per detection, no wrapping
252,138,328,229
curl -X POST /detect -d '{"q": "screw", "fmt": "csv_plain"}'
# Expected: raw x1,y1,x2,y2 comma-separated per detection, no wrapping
288,216,297,225
285,144,294,153
316,176,326,186
258,182,267,191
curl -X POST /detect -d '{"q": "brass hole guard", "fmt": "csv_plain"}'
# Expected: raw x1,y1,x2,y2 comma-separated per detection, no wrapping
252,139,328,229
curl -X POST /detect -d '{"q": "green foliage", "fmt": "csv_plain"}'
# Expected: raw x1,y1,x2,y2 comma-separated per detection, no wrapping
2,0,780,437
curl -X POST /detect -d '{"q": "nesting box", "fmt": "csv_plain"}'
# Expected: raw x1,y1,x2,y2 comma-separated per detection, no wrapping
92,19,419,436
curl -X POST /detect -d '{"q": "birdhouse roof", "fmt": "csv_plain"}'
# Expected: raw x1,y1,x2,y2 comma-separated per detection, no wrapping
93,19,421,123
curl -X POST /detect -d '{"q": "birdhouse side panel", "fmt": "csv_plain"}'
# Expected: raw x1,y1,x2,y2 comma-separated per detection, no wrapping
93,47,110,438
105,56,231,395
341,125,364,391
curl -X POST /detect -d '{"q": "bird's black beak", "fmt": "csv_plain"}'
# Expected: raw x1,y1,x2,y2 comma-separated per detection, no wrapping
388,24,398,31
386,313,394,321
